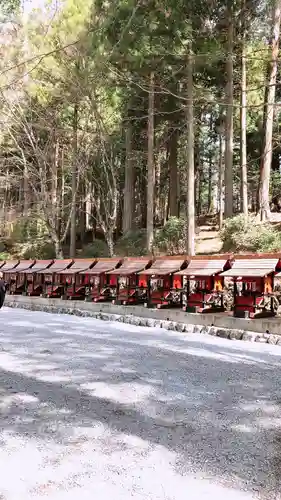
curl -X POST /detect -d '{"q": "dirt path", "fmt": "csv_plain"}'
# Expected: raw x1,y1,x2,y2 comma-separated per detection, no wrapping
196,226,223,254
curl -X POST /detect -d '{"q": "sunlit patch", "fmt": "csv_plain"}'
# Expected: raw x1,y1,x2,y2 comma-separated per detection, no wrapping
76,353,109,360
33,364,58,371
46,407,72,416
15,393,40,404
257,417,281,429
241,402,278,414
4,320,47,329
231,424,256,433
80,380,153,404
0,392,39,412
37,373,74,383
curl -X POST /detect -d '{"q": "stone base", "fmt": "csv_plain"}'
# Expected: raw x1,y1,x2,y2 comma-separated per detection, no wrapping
4,295,281,347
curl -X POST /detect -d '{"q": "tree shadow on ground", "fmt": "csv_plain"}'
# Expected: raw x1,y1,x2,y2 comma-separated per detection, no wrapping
1,307,281,498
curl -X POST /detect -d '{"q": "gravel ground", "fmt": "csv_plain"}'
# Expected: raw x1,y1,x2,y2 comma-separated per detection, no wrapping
0,308,281,499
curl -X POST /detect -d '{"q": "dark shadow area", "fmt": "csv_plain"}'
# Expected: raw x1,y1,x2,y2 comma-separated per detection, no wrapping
1,307,281,498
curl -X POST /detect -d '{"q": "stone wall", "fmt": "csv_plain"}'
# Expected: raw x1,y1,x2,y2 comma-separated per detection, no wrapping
5,295,281,347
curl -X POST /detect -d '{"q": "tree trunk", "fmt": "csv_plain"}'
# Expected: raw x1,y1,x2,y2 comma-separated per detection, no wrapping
22,8,31,217
140,166,147,228
50,230,64,259
116,191,123,238
123,119,134,234
194,134,200,216
55,239,64,259
105,229,114,257
212,168,219,216
58,146,65,241
169,129,178,217
154,147,161,224
51,138,59,231
218,133,224,230
23,162,30,216
185,50,195,255
146,71,155,252
70,103,78,257
165,193,169,225
259,0,281,220
21,149,30,217
208,155,212,213
79,182,86,244
251,191,256,213
224,1,234,219
92,204,97,239
196,166,202,217
240,0,248,217
85,180,92,231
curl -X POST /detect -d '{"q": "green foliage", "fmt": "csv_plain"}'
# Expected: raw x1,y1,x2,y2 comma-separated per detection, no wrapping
18,240,56,259
220,215,281,253
0,0,20,17
154,217,185,255
0,238,15,261
115,230,147,256
0,252,12,261
11,217,48,244
5,217,56,260
271,171,281,199
0,0,271,251
0,241,7,253
80,240,110,258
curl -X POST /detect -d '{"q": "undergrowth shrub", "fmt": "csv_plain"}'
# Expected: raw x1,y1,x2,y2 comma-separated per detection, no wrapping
115,230,146,256
0,252,12,261
19,240,56,259
11,216,48,243
80,240,109,258
154,217,185,255
0,237,13,254
220,214,281,253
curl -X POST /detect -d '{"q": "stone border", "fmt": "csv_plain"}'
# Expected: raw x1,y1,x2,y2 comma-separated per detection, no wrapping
6,299,281,347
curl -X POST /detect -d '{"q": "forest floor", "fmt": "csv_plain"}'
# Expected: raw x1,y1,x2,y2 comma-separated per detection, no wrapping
196,226,223,255
196,212,281,255
268,212,281,223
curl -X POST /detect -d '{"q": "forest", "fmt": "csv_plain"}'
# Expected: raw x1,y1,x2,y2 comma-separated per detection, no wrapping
0,0,281,260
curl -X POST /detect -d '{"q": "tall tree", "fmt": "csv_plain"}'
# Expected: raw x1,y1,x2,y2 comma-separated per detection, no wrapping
123,114,134,234
146,70,155,253
169,128,179,217
224,0,234,219
240,0,248,217
186,49,195,255
218,128,224,230
70,103,78,258
259,0,281,220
